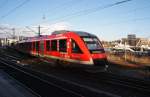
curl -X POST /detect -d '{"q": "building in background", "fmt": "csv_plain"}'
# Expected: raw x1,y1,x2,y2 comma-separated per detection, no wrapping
121,34,140,46
102,34,150,49
0,37,18,46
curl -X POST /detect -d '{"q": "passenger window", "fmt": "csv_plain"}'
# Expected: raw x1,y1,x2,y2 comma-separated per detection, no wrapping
36,41,39,51
46,40,50,51
59,39,67,52
51,40,57,51
72,39,82,53
40,41,44,51
33,42,35,50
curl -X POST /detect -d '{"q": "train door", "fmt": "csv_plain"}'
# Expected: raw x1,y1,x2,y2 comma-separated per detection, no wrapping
59,39,68,59
35,41,39,56
40,40,44,56
70,39,83,63
46,40,51,54
32,41,36,54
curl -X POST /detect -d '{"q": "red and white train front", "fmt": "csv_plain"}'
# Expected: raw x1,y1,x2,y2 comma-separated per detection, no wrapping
82,36,107,66
70,31,108,68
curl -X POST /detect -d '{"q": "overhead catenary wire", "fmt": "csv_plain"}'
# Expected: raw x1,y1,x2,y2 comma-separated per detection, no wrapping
31,0,85,26
0,27,14,38
99,16,150,27
42,0,69,21
22,0,149,37
35,0,133,31
43,0,133,24
0,0,30,20
45,0,80,14
106,4,150,19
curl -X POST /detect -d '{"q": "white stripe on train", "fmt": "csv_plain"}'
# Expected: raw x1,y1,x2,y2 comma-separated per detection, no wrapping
32,52,93,65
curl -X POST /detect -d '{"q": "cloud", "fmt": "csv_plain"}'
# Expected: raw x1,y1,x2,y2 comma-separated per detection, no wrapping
39,22,72,35
0,22,72,38
0,24,14,38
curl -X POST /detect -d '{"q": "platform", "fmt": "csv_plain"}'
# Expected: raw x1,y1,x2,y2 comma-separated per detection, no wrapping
0,70,37,97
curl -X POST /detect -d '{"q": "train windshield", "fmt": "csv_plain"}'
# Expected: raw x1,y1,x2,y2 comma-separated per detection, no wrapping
82,37,104,53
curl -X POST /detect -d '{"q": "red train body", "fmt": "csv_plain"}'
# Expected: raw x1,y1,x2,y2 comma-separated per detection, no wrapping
15,30,108,68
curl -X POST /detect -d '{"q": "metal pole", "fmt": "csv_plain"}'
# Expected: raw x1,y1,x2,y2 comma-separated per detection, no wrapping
12,28,15,39
38,25,40,37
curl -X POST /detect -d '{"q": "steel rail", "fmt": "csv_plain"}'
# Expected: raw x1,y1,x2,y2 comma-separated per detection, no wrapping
0,56,119,97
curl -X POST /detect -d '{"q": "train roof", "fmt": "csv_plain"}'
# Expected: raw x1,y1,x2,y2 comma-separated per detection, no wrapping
75,31,96,37
52,30,96,37
18,30,97,43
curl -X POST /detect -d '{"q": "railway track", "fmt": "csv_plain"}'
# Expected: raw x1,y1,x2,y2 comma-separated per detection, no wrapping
0,48,150,97
0,53,120,97
0,59,80,97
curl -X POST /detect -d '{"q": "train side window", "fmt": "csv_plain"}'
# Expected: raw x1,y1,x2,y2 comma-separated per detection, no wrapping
46,40,50,51
40,41,44,51
71,39,82,53
33,42,36,50
59,39,67,52
51,40,57,51
36,41,39,51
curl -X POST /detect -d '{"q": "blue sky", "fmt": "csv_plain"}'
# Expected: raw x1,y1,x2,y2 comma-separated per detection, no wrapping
0,0,150,40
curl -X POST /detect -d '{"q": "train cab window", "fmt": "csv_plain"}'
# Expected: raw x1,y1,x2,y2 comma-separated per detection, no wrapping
59,39,67,52
71,39,82,53
46,40,50,51
36,41,39,51
51,40,57,51
82,37,104,53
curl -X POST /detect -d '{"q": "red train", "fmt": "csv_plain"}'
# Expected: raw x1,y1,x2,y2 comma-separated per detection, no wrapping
15,30,108,69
